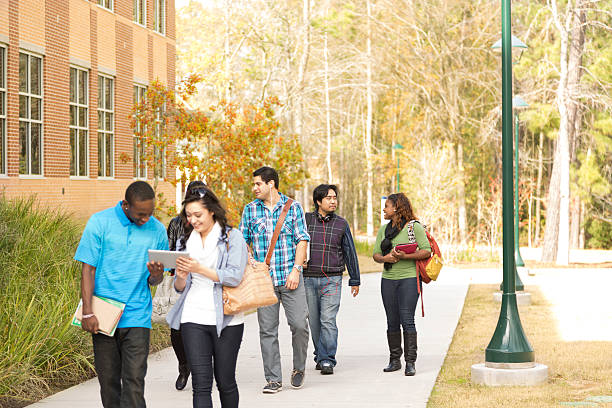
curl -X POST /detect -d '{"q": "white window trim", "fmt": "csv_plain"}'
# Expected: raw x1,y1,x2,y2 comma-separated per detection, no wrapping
154,0,166,35
70,66,89,177
0,44,6,175
97,74,115,179
19,50,44,176
133,84,147,180
134,0,147,27
96,0,114,12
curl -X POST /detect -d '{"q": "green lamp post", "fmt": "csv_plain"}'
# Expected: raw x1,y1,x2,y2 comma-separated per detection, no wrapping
392,143,404,192
512,95,529,268
485,0,534,366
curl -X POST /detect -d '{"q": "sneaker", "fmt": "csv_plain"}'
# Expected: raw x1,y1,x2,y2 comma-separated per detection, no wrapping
290,369,305,389
263,381,282,394
320,361,334,375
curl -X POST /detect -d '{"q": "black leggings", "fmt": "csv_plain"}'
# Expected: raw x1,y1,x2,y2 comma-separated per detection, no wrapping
381,277,420,333
180,323,243,408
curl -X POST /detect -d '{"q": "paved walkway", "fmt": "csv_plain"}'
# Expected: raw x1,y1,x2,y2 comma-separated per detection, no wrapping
30,270,470,408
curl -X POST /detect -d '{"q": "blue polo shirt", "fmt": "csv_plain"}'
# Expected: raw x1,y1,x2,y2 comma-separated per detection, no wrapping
74,201,169,329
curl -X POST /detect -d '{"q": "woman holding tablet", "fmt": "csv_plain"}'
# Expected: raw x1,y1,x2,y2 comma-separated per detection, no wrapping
372,193,431,376
166,186,248,408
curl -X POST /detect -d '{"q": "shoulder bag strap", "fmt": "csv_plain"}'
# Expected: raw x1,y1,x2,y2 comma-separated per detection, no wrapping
264,198,294,266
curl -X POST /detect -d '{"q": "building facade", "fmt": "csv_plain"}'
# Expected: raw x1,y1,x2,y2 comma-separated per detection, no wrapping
0,0,176,220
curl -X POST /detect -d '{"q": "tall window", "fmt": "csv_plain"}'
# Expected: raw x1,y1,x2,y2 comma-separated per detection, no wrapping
133,84,147,179
19,52,43,175
154,0,165,34
0,46,6,175
70,67,88,177
133,0,146,25
97,75,114,178
97,0,112,10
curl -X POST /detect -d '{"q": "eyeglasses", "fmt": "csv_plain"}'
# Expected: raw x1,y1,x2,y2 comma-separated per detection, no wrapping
190,188,208,199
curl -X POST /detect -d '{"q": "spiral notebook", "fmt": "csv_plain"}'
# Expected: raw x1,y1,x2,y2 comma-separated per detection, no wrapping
72,295,125,337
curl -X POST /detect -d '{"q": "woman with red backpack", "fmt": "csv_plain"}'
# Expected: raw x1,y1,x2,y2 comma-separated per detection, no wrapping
372,193,431,376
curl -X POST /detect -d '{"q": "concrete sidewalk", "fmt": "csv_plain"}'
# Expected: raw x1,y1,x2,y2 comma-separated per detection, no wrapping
30,270,469,407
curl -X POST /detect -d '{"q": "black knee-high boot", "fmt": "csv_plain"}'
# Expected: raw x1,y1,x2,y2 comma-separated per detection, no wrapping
404,331,417,376
383,331,403,372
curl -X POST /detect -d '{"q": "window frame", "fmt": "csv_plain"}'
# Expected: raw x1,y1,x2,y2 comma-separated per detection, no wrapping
18,50,44,177
69,66,89,178
133,84,147,180
97,0,113,11
97,74,114,179
154,0,166,35
0,45,6,176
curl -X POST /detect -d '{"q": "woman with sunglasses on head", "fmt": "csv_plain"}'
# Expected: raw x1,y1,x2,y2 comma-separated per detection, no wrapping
166,186,248,408
372,193,431,377
166,181,206,390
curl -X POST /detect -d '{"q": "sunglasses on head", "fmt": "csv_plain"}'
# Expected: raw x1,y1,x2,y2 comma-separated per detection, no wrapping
190,187,208,199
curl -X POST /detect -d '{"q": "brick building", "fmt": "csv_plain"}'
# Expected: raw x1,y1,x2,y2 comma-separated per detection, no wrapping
0,0,176,220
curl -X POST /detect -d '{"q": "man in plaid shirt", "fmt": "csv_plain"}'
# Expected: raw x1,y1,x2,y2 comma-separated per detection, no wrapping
239,166,310,394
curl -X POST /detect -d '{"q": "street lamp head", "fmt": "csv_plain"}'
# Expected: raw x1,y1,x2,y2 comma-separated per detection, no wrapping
392,143,404,150
512,95,529,109
491,35,528,50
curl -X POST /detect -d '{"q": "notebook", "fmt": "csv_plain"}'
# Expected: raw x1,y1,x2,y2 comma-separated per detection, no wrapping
72,295,125,337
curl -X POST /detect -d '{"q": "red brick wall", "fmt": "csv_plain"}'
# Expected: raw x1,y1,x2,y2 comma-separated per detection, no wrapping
6,0,19,177
90,7,99,178
167,0,175,40
115,20,133,179
44,0,71,177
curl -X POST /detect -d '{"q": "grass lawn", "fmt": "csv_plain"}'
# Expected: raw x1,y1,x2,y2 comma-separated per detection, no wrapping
427,284,612,407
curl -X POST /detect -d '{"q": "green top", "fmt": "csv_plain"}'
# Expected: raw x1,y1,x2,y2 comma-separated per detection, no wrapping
373,221,431,280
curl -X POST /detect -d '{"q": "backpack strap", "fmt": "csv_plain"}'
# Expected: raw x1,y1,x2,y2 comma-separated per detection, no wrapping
265,199,294,266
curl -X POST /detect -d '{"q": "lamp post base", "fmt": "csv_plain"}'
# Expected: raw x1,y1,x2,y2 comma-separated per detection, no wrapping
493,291,531,305
471,363,548,386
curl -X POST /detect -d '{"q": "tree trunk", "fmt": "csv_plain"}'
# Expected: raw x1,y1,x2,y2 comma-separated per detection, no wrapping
570,195,581,249
296,0,310,200
543,0,587,264
535,131,544,246
456,142,467,243
224,0,232,101
365,0,374,236
324,28,332,182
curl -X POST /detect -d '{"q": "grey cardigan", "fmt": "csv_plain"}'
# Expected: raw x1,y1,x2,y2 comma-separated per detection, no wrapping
166,227,248,337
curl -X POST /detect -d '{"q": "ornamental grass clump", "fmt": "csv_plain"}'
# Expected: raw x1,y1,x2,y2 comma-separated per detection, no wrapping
0,196,93,405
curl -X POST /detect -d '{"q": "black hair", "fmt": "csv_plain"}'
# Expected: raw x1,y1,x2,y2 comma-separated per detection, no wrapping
313,184,338,211
180,186,231,241
253,166,279,189
125,181,155,204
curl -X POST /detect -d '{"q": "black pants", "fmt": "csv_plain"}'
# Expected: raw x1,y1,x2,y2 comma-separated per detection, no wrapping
92,327,150,408
171,328,188,370
181,323,244,408
381,277,420,333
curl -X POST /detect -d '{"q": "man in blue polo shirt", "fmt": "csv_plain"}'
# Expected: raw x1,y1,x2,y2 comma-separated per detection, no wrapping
75,181,168,408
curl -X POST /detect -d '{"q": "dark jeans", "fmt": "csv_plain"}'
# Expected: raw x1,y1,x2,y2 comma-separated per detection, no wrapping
381,277,420,333
181,323,244,408
92,327,150,408
170,328,188,372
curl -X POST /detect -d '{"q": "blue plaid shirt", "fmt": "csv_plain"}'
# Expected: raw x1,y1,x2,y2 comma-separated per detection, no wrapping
239,193,310,286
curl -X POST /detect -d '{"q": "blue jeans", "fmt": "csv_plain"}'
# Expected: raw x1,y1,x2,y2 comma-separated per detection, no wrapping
304,275,342,366
381,277,420,333
180,323,243,408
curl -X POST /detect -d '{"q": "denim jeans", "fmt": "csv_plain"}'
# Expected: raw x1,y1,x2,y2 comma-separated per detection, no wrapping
381,277,420,333
180,323,244,408
257,274,309,383
92,327,150,408
304,275,342,366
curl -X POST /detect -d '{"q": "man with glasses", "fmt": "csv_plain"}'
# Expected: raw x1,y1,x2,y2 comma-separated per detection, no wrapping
304,184,360,375
75,181,168,408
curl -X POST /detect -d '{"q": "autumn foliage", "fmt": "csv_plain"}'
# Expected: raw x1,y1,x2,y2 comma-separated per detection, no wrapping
130,75,305,222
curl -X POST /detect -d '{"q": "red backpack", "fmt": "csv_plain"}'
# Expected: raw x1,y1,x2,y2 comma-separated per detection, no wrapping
415,230,443,316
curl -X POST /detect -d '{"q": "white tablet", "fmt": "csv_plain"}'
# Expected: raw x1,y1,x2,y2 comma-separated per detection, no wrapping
148,250,190,269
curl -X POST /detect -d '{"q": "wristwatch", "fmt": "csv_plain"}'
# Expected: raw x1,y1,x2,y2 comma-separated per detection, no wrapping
293,265,303,273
